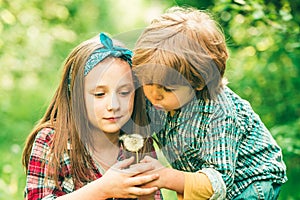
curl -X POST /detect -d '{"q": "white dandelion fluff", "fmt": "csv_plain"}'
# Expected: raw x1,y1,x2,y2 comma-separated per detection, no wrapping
120,134,144,152
120,134,144,163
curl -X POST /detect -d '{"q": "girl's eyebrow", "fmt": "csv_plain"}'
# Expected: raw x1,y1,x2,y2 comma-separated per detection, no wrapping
93,83,134,90
90,85,106,91
117,83,134,88
88,86,106,93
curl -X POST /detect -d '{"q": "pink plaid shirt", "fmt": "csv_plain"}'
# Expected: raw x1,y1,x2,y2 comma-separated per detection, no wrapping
24,127,162,200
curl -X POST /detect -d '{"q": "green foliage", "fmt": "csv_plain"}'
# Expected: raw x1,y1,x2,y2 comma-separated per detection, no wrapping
0,0,299,199
213,0,300,128
271,119,300,156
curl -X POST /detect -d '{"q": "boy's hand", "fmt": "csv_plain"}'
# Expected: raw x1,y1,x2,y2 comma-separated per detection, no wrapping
134,156,185,194
136,156,167,189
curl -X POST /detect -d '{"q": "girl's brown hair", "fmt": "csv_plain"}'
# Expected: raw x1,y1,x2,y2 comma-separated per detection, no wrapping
133,6,229,100
22,34,152,188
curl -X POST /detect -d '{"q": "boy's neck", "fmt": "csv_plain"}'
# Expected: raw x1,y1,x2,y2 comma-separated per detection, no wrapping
169,110,176,117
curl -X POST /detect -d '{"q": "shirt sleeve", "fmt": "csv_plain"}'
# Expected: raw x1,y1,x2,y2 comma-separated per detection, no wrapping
24,128,72,200
183,171,213,200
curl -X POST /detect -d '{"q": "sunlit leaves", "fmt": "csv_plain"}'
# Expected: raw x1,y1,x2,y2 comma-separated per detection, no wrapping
0,0,299,199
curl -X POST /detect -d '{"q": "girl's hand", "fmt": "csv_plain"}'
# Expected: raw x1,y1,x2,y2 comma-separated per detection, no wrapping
98,156,160,199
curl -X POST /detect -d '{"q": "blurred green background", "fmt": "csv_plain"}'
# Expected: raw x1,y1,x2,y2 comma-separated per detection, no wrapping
0,0,299,199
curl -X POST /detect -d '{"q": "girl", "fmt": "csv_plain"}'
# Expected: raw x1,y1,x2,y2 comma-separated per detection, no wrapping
22,32,161,200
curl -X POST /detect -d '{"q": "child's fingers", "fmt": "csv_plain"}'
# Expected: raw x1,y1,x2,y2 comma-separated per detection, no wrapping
129,162,152,169
128,185,159,196
140,155,154,163
119,186,158,199
127,174,159,186
125,162,154,175
112,156,134,170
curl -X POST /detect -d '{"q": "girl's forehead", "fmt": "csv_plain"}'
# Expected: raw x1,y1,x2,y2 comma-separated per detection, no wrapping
85,58,133,88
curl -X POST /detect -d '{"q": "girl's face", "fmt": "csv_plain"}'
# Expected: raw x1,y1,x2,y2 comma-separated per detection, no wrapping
84,58,135,134
143,83,195,115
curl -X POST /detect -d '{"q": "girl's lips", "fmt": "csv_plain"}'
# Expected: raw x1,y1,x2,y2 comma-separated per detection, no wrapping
104,116,122,122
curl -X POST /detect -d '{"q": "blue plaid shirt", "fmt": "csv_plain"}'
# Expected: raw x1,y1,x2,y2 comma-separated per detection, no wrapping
147,86,287,199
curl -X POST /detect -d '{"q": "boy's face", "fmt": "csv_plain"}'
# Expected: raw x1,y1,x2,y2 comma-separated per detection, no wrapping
143,84,195,114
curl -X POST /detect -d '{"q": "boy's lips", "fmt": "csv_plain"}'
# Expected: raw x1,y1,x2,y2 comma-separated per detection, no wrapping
153,105,164,110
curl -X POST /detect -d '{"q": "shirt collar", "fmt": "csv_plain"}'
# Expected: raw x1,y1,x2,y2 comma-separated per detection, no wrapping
165,96,215,126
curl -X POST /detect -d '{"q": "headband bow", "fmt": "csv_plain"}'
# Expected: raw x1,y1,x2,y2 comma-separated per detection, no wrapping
68,33,132,92
84,32,133,75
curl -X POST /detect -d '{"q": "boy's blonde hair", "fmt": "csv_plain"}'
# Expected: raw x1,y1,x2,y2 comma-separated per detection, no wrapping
133,6,228,100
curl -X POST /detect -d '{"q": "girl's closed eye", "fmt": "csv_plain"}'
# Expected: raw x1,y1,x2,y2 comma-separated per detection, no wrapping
119,88,133,96
94,91,106,97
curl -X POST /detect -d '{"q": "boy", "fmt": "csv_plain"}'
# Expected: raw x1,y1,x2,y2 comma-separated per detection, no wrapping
133,6,287,200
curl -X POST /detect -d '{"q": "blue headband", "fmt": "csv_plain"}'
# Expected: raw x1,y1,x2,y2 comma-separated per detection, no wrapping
84,32,133,76
68,33,132,92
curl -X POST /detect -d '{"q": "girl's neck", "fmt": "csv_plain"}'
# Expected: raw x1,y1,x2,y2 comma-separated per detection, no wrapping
89,130,120,171
91,130,120,148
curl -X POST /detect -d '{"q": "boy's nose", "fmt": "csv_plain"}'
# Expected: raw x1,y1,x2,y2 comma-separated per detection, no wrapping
151,85,163,101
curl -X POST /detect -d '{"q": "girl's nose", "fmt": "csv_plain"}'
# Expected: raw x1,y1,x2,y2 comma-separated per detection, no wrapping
106,93,120,111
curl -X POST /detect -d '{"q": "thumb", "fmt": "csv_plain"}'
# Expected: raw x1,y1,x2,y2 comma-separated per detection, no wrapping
114,156,135,169
140,155,153,163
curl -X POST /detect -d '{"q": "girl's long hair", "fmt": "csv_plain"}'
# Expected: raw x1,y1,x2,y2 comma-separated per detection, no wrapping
22,35,151,188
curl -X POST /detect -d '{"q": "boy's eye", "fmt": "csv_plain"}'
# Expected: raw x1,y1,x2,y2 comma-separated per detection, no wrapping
163,87,175,92
144,84,175,92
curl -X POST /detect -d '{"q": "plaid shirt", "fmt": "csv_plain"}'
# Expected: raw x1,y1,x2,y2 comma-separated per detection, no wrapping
147,86,287,199
24,128,162,200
